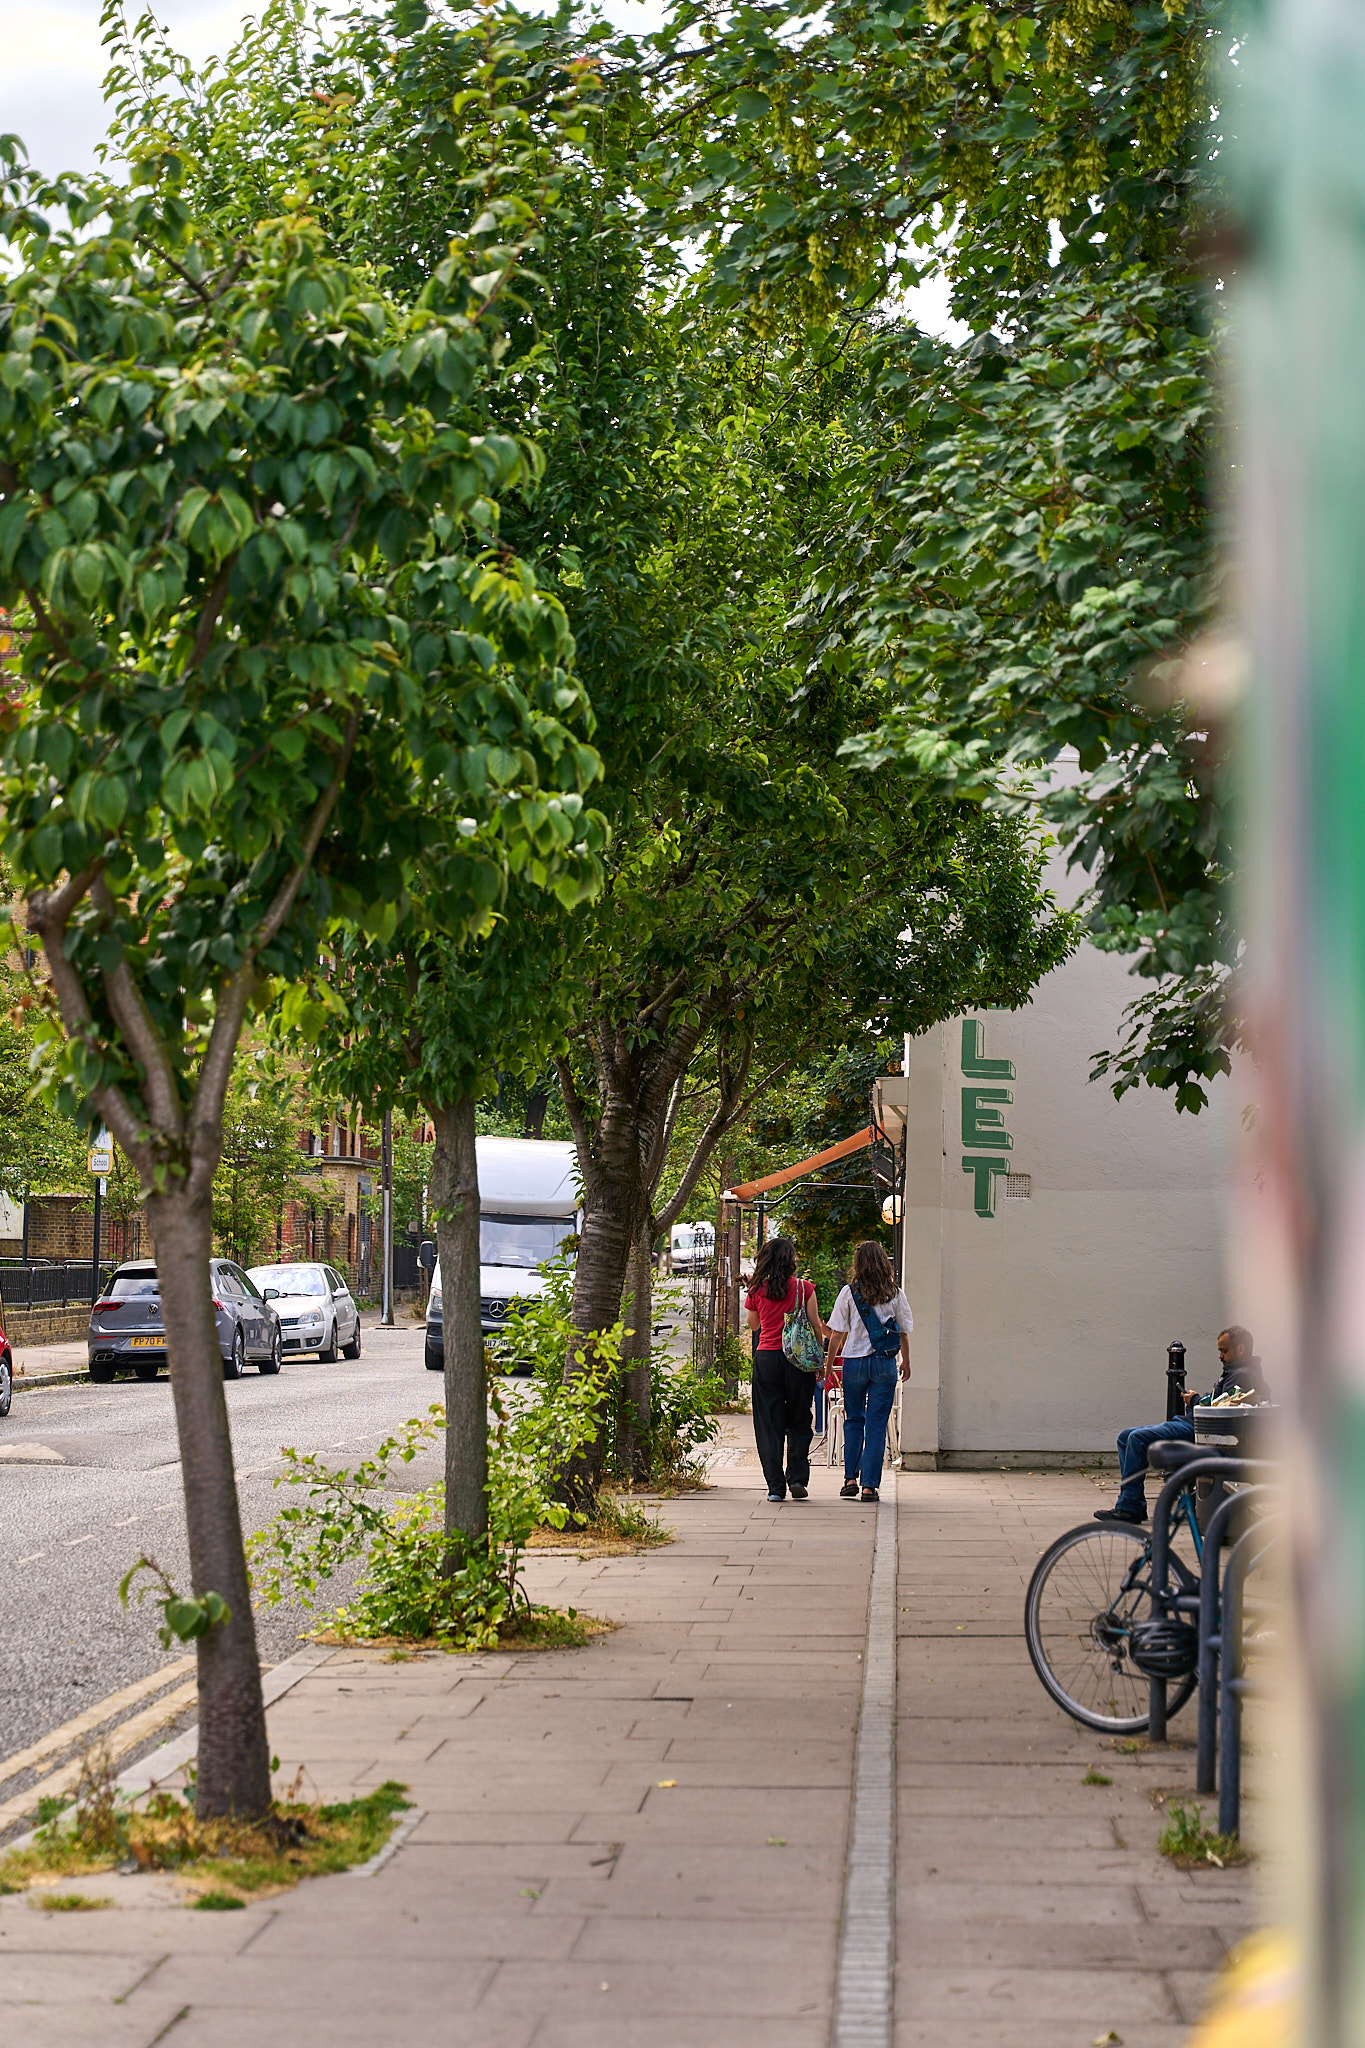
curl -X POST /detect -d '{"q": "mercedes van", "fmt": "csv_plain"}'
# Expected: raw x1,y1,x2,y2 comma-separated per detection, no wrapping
425,1137,579,1371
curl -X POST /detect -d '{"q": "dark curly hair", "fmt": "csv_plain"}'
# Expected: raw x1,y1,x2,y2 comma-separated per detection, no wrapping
752,1235,797,1302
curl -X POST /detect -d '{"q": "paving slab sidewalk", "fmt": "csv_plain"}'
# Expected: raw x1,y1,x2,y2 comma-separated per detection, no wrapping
0,1440,1262,2046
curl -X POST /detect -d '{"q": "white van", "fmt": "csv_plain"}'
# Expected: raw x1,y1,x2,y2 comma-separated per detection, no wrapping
669,1220,715,1274
425,1137,578,1371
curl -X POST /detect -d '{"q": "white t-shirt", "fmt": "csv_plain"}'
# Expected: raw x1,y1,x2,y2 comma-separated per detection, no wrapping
829,1285,913,1360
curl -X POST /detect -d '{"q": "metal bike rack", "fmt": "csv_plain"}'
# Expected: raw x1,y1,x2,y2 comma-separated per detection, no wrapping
1196,1486,1282,1794
1218,1522,1281,1838
1147,1453,1275,1740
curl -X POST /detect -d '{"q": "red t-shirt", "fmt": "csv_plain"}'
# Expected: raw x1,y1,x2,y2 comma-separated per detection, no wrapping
746,1276,814,1352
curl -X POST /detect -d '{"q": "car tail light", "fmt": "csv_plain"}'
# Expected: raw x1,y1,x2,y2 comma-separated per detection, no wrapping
93,1298,121,1311
212,1297,225,1312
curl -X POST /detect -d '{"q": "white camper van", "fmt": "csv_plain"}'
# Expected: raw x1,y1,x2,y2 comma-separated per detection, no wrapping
424,1137,579,1371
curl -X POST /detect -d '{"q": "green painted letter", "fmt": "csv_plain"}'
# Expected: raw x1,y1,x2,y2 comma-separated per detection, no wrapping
962,1086,1013,1150
961,1018,1015,1080
962,1156,1010,1217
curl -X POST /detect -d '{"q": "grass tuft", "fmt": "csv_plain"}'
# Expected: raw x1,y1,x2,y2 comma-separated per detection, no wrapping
1082,1767,1113,1786
1157,1801,1251,1869
32,1891,112,1911
0,1780,412,1903
194,1891,246,1911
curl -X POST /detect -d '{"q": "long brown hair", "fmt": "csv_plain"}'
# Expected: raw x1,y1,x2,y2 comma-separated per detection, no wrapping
752,1235,797,1302
851,1240,896,1307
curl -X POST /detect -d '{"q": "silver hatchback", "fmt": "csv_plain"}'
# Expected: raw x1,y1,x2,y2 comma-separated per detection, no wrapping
87,1260,282,1382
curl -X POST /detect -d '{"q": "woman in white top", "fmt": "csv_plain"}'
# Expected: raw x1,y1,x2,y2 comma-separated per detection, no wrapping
826,1241,912,1503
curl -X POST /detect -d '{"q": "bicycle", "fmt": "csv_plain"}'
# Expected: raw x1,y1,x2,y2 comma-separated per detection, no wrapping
1024,1484,1204,1734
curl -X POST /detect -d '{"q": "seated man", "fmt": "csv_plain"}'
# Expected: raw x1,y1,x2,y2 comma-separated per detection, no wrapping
1095,1325,1265,1526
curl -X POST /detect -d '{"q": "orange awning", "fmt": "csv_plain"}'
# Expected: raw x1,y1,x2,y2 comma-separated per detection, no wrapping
729,1127,873,1201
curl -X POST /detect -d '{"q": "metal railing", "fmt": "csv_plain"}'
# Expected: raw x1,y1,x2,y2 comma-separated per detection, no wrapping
0,1259,118,1312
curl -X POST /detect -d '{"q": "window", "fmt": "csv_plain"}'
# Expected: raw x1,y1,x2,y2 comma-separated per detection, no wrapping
216,1268,243,1297
325,1267,344,1293
109,1270,158,1298
251,1265,327,1297
479,1216,575,1269
236,1268,265,1300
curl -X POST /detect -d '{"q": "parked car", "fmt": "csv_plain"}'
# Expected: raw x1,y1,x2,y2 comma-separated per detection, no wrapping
426,1137,579,1372
87,1260,282,1382
669,1221,715,1275
248,1262,362,1361
0,1316,11,1417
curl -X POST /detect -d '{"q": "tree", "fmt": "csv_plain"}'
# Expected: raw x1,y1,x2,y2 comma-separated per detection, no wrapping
632,0,1231,1108
283,904,594,1562
0,102,597,1814
212,1062,332,1269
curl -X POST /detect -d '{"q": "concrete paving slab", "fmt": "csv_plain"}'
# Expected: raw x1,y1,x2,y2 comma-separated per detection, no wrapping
1,1461,1265,2045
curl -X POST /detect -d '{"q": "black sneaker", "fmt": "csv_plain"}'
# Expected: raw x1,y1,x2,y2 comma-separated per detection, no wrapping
789,1484,808,1500
1094,1506,1147,1525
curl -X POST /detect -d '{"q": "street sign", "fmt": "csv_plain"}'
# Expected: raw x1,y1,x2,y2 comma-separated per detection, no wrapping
88,1128,113,1176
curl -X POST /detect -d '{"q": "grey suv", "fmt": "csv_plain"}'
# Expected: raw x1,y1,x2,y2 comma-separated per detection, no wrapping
87,1259,282,1383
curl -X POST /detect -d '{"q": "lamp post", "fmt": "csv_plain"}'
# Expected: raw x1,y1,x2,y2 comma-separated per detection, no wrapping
381,1108,394,1329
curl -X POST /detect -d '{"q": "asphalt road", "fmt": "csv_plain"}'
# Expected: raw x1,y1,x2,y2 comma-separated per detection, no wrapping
0,1315,447,1764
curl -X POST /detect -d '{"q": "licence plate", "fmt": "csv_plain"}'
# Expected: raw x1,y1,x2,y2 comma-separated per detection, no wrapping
129,1336,166,1348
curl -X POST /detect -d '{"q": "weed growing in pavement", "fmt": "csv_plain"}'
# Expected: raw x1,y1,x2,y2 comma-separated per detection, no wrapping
1082,1767,1113,1786
247,1354,618,1650
194,1891,246,1911
31,1891,112,1911
0,1781,411,1902
1157,1801,1251,1869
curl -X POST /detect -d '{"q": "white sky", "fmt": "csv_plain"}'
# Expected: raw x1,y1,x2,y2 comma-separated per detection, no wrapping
0,0,960,336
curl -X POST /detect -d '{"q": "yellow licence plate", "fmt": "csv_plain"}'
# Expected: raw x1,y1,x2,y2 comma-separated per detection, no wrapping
129,1336,166,1348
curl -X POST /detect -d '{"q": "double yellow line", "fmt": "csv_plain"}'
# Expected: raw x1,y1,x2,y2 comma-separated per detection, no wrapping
0,1658,198,1835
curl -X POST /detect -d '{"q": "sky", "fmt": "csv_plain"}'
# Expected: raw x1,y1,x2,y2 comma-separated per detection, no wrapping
0,0,959,335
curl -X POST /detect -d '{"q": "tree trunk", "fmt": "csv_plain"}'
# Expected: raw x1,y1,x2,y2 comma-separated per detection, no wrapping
561,1091,648,1505
523,1082,548,1140
147,1186,270,1821
618,1219,653,1487
430,1096,486,1555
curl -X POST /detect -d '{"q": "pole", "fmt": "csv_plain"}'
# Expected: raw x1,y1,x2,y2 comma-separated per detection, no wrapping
381,1108,394,1329
90,1175,102,1306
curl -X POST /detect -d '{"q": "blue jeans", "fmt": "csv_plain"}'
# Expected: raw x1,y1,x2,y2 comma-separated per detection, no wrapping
1115,1417,1195,1514
842,1354,898,1490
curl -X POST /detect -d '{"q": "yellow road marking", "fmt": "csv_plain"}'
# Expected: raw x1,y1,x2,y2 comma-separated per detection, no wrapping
0,1679,200,1834
0,1657,195,1788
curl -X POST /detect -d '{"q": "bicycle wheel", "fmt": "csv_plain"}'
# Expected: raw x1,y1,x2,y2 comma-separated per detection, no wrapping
1025,1523,1196,1734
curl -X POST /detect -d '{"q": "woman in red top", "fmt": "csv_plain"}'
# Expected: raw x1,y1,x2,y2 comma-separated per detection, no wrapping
745,1236,830,1501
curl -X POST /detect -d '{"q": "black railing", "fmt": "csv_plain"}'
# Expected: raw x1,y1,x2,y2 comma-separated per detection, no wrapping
0,1260,118,1312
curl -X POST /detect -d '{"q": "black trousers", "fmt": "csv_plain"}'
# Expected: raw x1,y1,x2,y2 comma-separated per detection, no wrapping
752,1347,815,1497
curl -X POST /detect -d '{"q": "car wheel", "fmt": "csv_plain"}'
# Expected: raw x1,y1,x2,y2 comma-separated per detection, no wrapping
259,1326,282,1375
133,1360,161,1382
320,1319,338,1364
342,1318,362,1360
224,1328,244,1381
0,1354,11,1417
89,1359,115,1384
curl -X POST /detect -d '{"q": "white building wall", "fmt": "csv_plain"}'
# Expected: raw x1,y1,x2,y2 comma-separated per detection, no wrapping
901,932,1243,1463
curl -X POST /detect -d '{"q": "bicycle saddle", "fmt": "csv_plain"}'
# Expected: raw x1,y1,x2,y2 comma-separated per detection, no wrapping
1147,1440,1208,1474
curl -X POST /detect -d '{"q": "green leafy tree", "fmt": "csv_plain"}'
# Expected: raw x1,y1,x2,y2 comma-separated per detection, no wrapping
0,91,596,1815
634,0,1230,1108
212,1062,332,1269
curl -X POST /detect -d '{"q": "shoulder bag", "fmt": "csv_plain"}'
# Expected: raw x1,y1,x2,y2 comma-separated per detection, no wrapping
782,1279,825,1372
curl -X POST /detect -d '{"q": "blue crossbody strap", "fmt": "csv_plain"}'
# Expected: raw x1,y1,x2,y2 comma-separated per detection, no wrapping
851,1287,900,1359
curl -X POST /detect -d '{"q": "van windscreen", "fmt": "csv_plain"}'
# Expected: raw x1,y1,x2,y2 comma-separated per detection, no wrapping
480,1217,573,1269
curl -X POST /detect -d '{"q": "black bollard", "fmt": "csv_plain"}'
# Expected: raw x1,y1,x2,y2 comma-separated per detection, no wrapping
1166,1340,1187,1421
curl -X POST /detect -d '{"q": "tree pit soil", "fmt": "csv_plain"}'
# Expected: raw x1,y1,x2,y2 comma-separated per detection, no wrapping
0,1782,411,1906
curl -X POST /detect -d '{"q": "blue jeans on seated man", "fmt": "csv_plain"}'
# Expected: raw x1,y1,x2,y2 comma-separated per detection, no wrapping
842,1354,898,1490
1114,1417,1195,1516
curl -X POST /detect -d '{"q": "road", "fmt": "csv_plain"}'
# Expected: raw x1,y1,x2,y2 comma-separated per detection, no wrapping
0,1315,446,1767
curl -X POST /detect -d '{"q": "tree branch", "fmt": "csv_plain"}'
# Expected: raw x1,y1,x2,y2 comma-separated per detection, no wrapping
248,707,362,957
652,1030,755,1238
26,868,149,1169
189,558,236,670
91,876,183,1138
